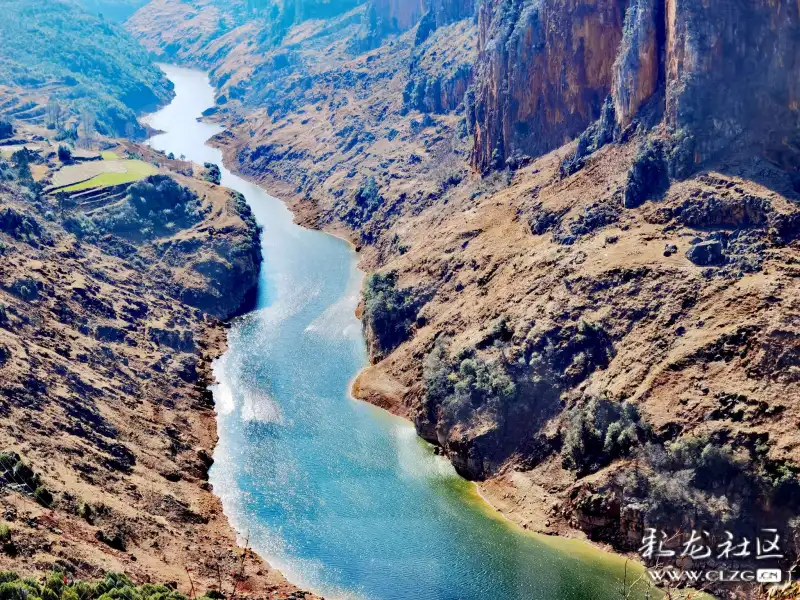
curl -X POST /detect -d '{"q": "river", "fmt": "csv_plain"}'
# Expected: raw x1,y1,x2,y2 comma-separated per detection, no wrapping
146,64,651,600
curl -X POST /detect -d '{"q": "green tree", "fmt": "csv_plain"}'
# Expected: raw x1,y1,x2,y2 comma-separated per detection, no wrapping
57,144,72,163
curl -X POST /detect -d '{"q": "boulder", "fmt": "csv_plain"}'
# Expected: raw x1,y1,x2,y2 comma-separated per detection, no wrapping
686,240,725,266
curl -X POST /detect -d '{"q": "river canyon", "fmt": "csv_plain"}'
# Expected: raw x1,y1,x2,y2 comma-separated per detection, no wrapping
145,65,652,600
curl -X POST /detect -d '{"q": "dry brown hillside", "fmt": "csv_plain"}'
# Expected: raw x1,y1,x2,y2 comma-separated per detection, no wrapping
0,131,316,600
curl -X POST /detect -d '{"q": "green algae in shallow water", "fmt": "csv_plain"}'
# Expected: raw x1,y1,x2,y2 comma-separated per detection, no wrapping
147,63,689,600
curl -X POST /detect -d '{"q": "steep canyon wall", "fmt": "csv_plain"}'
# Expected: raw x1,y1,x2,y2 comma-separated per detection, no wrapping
470,0,800,172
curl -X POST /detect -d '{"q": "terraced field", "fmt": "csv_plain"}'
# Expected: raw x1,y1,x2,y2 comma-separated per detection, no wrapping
50,158,156,192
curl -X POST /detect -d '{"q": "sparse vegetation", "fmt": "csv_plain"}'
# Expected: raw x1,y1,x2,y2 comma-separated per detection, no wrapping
344,175,383,226
527,320,615,388
562,398,649,476
92,174,204,239
0,207,50,246
0,451,52,507
363,272,425,357
618,435,800,531
62,213,99,240
424,340,516,427
0,571,218,600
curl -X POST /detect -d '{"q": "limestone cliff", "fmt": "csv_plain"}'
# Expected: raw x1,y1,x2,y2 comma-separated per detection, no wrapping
612,0,663,128
664,0,800,167
469,0,627,171
372,0,425,32
470,0,800,173
430,0,476,26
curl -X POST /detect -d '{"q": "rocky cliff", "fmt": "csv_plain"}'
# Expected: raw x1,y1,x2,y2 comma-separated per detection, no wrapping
663,0,800,168
372,0,425,33
470,0,800,173
470,0,628,171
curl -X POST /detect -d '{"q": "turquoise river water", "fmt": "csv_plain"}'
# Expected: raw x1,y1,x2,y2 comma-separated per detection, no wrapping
146,64,650,600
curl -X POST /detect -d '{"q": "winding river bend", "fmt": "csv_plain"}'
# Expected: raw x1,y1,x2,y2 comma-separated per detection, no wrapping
147,65,648,600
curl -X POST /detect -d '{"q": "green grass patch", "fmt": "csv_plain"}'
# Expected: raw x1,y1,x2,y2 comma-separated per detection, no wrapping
62,160,156,192
101,151,119,160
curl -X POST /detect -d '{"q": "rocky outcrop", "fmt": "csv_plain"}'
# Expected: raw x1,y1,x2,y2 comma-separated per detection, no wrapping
470,0,628,171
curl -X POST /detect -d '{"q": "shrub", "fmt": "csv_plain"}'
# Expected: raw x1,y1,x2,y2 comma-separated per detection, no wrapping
203,162,221,185
345,175,383,226
617,435,793,531
0,525,10,543
0,453,17,471
43,572,64,597
0,120,13,140
562,398,648,476
10,150,32,181
363,272,423,357
423,340,516,427
57,144,72,163
33,486,53,507
62,213,98,240
93,175,204,238
54,128,78,142
770,463,800,507
0,207,49,246
0,570,194,600
78,501,93,523
0,160,14,182
526,321,615,388
12,460,41,489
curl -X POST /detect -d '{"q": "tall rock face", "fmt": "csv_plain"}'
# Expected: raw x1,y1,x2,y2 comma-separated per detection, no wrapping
469,0,628,171
430,0,476,26
372,0,426,33
470,0,800,173
373,0,475,33
664,0,800,167
612,0,663,128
